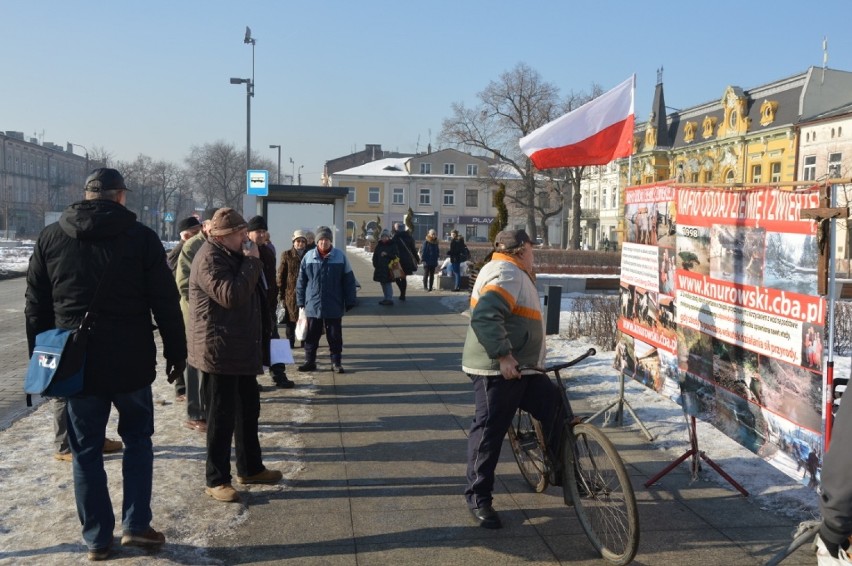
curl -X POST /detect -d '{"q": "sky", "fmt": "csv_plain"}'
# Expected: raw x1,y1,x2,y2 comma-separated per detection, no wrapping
3,1,852,186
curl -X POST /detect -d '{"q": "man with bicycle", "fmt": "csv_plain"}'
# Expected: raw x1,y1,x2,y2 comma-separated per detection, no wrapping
462,229,565,529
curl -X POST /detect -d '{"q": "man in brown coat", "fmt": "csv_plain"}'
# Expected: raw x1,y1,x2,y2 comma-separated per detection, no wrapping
187,208,282,503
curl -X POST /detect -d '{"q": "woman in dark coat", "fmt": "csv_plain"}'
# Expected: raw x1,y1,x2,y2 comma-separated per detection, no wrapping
419,228,440,291
277,230,309,349
372,230,400,306
391,222,418,301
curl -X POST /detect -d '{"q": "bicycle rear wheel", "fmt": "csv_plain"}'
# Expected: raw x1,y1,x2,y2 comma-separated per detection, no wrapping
564,423,639,565
508,409,549,493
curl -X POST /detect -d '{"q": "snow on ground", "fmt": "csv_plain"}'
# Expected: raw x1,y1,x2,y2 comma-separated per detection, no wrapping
0,244,833,563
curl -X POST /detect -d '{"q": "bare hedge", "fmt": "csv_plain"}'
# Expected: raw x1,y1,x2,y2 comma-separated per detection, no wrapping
560,294,621,351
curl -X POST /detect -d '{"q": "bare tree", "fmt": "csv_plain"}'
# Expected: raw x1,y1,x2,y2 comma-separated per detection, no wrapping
185,141,276,211
441,63,601,248
149,161,189,239
185,141,245,210
117,154,157,228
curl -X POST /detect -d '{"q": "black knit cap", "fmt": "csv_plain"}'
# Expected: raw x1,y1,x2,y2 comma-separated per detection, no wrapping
177,216,201,232
84,168,129,192
247,215,268,232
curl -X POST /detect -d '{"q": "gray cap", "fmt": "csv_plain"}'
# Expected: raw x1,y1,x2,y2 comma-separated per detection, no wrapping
315,226,333,241
494,229,532,252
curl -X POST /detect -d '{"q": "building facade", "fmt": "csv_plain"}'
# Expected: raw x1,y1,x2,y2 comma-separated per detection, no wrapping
798,102,852,273
331,148,504,242
0,131,88,237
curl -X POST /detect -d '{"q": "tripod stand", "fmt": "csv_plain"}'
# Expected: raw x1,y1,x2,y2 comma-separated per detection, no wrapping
586,368,654,441
644,392,748,496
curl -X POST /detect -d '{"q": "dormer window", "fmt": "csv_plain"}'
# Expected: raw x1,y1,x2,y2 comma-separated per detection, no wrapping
683,121,697,143
702,117,718,139
759,100,778,126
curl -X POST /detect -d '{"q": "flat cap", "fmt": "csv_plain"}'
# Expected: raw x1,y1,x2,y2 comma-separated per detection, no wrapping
209,208,247,237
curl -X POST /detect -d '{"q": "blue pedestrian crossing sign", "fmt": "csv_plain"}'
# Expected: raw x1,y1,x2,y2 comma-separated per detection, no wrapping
247,170,269,196
163,212,174,222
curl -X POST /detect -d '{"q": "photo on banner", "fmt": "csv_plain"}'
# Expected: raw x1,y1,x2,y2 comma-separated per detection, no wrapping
616,182,826,486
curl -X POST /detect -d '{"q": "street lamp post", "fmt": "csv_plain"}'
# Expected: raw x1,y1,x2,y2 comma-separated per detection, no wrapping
70,143,89,173
289,157,295,185
229,77,253,175
269,144,281,184
231,26,257,218
298,165,304,186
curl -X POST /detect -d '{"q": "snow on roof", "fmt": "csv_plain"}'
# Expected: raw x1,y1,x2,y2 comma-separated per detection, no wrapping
333,157,410,177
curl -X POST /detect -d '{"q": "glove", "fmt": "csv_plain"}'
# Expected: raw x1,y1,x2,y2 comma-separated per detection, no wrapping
166,359,186,384
345,303,356,312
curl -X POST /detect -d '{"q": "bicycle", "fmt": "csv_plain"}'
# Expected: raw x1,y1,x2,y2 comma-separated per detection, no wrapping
764,520,820,565
508,348,640,565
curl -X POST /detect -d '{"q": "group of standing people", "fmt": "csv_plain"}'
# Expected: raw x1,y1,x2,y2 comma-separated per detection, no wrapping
22,166,362,560
371,224,470,301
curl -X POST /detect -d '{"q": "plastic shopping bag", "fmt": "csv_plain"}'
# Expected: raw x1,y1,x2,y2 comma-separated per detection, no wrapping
295,308,308,341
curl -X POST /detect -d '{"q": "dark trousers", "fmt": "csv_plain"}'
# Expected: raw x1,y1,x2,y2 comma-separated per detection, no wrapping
185,363,206,421
303,317,342,364
283,319,297,348
203,373,264,487
464,373,565,509
395,277,408,298
422,265,436,290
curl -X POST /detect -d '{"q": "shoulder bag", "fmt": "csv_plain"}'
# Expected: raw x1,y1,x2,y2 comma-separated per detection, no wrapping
24,237,126,406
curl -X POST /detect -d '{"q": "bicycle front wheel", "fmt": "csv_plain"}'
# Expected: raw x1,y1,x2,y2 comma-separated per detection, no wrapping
564,423,639,565
507,409,549,493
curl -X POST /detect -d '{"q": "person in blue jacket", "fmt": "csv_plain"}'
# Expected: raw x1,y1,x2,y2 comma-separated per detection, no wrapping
419,229,440,291
295,226,358,374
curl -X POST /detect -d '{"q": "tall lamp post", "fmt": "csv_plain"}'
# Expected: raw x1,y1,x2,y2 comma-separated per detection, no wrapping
269,144,281,184
298,165,304,186
289,157,294,184
230,26,257,217
70,143,89,173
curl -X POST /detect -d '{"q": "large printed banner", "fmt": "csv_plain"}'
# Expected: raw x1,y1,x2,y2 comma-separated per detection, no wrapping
615,183,826,485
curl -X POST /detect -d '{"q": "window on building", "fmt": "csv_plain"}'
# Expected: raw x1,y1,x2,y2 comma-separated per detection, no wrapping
443,189,455,206
465,189,478,207
419,163,431,174
539,192,550,209
751,164,762,183
444,163,455,175
829,152,843,177
691,172,699,183
611,189,617,209
346,187,355,203
419,188,431,205
602,188,608,209
803,155,816,181
704,170,713,183
392,187,405,205
725,169,736,183
770,162,781,183
467,164,478,176
368,187,380,204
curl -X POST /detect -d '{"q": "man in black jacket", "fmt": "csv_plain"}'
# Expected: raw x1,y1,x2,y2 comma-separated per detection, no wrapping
25,168,187,561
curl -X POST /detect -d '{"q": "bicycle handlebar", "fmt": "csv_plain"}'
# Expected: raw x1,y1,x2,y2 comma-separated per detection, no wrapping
517,348,597,374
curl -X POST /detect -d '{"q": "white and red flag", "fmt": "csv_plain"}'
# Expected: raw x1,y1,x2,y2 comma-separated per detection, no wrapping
519,75,635,169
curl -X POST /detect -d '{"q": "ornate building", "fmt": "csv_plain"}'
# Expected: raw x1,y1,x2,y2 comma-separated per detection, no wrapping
628,67,852,189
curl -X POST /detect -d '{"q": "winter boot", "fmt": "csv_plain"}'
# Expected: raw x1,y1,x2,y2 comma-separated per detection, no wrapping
270,364,295,388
